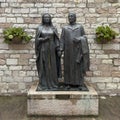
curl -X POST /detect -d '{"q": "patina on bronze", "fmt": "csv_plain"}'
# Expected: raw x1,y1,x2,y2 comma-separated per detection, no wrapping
35,13,61,91
60,12,90,90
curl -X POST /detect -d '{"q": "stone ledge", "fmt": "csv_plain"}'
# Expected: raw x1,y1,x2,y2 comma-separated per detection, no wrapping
27,83,99,116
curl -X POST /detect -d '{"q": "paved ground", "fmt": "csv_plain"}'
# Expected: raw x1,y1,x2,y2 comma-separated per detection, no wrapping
0,95,120,120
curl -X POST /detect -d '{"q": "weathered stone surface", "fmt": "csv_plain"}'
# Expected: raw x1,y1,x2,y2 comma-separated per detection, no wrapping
102,60,113,64
103,44,119,50
108,0,118,3
106,83,117,89
9,66,22,70
6,59,18,65
27,83,99,116
91,77,112,83
97,83,106,90
0,59,6,65
0,17,6,23
112,71,120,77
0,0,120,95
114,59,120,66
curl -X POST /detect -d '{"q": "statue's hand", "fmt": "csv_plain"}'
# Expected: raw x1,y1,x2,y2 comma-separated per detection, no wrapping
38,38,44,41
73,38,80,43
38,37,49,42
57,51,62,57
44,36,50,41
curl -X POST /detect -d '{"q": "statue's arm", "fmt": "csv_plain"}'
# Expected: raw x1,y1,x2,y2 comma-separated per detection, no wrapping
54,27,60,50
35,27,40,56
81,25,90,71
74,25,86,43
35,27,48,56
60,27,65,52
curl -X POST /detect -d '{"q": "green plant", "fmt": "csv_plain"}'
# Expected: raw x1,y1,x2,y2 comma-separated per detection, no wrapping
3,27,32,44
95,25,119,44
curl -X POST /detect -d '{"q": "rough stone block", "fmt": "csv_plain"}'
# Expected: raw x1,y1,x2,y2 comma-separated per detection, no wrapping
30,8,38,14
17,18,24,23
102,60,112,64
106,83,117,89
0,44,9,49
96,55,109,59
5,8,11,13
112,77,120,82
6,59,18,65
103,44,119,50
97,17,107,23
1,3,8,7
24,77,32,82
0,17,6,23
35,3,43,7
97,83,106,89
0,59,5,65
118,83,120,89
93,71,102,76
109,54,119,58
18,83,26,90
112,71,120,77
108,18,117,23
0,71,4,76
27,83,99,116
0,65,8,70
108,0,118,3
19,71,26,77
9,66,22,70
88,0,95,3
91,77,112,83
21,3,34,7
114,59,120,66
52,3,65,7
27,71,36,76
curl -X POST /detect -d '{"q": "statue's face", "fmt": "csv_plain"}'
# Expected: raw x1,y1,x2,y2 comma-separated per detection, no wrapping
43,14,51,24
68,13,76,24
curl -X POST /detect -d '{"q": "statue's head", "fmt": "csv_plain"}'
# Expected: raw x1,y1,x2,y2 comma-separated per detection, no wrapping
42,13,52,25
68,12,76,25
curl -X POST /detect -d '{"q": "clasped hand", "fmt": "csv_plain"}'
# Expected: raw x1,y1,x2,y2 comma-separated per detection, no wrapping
57,51,62,57
38,36,50,42
73,37,80,43
44,36,50,41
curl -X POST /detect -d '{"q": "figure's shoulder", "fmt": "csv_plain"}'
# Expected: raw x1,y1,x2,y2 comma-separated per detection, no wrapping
76,23,83,28
37,24,43,30
62,25,70,30
52,26,57,31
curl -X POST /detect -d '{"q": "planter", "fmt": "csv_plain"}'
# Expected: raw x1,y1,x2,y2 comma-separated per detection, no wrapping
11,37,23,44
3,27,32,44
96,39,111,44
95,25,118,44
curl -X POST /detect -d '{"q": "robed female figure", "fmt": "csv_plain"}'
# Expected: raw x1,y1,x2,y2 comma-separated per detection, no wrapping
35,13,61,90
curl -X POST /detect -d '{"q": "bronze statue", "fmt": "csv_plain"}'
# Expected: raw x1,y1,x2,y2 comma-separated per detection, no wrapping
60,12,90,90
35,13,61,90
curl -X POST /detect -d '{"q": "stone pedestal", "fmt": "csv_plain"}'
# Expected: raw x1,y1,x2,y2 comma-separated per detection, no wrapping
27,83,99,116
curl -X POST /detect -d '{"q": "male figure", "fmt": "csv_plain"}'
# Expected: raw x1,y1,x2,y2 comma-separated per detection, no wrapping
60,12,90,90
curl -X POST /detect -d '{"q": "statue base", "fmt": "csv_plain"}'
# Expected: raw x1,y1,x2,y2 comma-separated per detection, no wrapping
27,82,99,116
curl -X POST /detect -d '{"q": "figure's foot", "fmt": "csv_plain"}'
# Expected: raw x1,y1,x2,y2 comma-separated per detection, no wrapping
53,85,58,88
47,87,58,91
36,86,46,91
36,86,42,91
65,85,71,90
78,84,87,91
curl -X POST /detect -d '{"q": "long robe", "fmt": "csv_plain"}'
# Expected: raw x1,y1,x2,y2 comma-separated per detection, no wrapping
35,25,60,89
60,24,90,86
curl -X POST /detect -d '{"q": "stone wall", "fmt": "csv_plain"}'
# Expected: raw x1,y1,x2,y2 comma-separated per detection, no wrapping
0,0,120,95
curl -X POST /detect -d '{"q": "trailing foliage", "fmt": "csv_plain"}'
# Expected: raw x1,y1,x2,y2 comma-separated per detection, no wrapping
95,25,119,44
3,27,32,44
